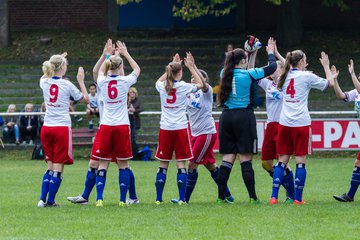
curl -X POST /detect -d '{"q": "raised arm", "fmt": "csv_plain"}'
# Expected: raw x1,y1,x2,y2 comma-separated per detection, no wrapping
93,39,113,81
247,50,258,69
332,65,346,99
116,41,141,77
348,59,360,93
184,52,204,90
319,52,335,87
187,52,208,92
274,40,285,65
77,67,89,104
260,37,277,77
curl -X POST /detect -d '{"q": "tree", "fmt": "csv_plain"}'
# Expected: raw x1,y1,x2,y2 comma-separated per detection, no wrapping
0,0,9,48
116,0,349,47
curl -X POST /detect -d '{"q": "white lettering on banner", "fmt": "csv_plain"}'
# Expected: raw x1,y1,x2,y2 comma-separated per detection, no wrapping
324,121,342,148
341,121,360,148
312,134,322,142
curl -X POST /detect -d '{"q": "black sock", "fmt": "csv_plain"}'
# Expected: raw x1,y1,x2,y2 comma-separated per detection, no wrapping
218,161,233,200
241,160,257,200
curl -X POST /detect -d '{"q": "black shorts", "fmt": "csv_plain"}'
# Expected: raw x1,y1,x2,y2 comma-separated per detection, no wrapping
218,108,258,154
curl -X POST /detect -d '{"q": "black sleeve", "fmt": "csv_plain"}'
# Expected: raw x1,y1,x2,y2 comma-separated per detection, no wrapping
262,53,277,76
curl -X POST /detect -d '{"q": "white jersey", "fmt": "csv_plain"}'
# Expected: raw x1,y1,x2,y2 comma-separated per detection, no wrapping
40,77,83,127
97,73,137,126
344,89,360,108
156,80,197,130
258,78,283,123
279,70,329,127
186,86,216,136
89,93,98,108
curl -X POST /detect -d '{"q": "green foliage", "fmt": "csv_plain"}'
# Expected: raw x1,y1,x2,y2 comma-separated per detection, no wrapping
116,0,142,6
0,149,359,239
172,0,237,21
115,0,350,21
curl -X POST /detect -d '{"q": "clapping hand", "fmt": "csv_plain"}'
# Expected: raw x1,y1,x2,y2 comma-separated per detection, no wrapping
319,52,330,67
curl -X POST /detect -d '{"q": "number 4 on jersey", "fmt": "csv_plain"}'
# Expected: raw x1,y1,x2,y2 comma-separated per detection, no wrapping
286,78,296,98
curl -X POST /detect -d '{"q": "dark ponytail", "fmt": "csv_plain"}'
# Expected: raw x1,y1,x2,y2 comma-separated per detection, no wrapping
277,50,305,90
219,48,247,106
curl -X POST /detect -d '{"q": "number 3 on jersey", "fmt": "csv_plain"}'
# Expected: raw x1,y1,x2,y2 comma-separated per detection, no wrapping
286,78,296,98
166,88,177,104
49,84,59,103
108,80,118,99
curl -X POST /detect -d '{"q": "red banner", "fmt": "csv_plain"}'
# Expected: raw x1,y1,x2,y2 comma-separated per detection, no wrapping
213,119,360,151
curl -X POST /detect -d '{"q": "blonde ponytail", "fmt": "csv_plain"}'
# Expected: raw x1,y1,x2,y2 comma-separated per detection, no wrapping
42,54,67,78
104,55,123,76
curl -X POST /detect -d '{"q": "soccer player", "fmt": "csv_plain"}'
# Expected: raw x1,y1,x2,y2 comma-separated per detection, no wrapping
217,38,277,204
171,67,234,204
37,53,89,207
67,39,139,205
333,59,360,202
154,52,204,205
269,51,337,205
254,41,295,202
92,40,141,207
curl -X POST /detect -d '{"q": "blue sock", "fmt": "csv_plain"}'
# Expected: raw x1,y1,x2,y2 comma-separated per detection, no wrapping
177,168,187,202
96,169,107,201
119,168,130,203
295,164,307,202
210,167,232,198
128,168,138,200
347,166,360,199
282,167,295,199
185,168,198,203
155,168,167,202
40,170,53,202
47,172,62,205
81,168,97,200
271,162,286,199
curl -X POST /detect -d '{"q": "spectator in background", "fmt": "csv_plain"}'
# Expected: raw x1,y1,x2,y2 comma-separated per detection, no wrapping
128,87,143,158
86,83,99,132
39,102,46,135
3,104,20,145
220,43,234,68
20,103,38,145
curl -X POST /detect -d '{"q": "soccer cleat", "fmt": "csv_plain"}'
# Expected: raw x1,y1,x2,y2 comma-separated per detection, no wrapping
269,197,278,205
216,198,226,204
333,193,354,202
126,198,140,205
96,200,103,207
284,197,295,204
170,199,179,204
294,200,306,205
249,198,261,204
46,202,60,207
155,200,164,205
67,195,88,204
119,201,128,207
225,195,235,203
178,200,186,205
37,200,46,208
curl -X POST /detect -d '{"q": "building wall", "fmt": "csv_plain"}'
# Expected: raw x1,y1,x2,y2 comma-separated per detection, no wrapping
8,0,107,31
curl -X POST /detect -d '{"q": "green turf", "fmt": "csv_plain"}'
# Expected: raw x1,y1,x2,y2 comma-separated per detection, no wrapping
0,148,359,240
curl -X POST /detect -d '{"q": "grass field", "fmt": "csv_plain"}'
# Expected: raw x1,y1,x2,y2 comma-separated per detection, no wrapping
0,148,359,240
